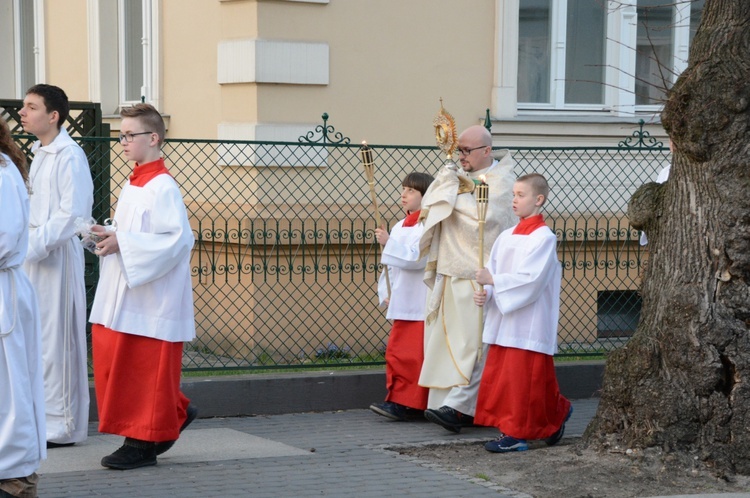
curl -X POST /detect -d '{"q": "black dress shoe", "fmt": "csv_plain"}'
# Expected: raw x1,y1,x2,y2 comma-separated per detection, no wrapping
424,406,474,434
154,403,199,456
47,441,76,449
101,438,157,470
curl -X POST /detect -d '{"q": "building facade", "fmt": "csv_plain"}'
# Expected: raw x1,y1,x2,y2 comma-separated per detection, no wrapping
0,0,703,365
1,0,703,145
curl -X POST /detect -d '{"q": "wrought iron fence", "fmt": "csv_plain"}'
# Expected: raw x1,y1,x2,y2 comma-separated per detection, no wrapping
9,115,668,371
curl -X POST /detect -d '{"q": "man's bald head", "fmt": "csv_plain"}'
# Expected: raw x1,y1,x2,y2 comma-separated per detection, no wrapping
457,125,493,173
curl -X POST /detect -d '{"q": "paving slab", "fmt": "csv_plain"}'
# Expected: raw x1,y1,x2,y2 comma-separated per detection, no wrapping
40,428,311,474
37,399,599,497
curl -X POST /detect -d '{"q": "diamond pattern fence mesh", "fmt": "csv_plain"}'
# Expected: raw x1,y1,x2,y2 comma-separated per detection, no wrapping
11,120,669,372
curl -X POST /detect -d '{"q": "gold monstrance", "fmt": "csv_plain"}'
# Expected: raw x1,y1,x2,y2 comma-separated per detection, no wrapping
433,98,458,165
360,141,391,298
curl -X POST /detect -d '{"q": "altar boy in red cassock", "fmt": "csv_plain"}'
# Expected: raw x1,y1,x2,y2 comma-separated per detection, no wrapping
473,173,572,453
369,172,434,421
89,104,197,470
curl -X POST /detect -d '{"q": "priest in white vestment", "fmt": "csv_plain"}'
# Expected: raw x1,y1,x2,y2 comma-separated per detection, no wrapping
418,125,516,433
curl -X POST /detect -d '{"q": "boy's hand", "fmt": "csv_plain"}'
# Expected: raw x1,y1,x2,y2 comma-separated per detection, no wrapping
374,226,389,246
474,288,487,307
383,297,390,307
92,227,120,257
475,267,493,285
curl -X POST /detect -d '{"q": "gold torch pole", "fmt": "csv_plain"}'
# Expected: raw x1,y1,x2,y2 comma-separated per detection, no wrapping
360,141,391,299
475,176,489,335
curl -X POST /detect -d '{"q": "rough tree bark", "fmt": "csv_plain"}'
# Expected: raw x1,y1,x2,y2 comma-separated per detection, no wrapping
584,0,750,475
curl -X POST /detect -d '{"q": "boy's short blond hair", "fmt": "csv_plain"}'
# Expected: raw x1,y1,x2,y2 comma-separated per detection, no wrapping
517,173,550,206
120,104,166,145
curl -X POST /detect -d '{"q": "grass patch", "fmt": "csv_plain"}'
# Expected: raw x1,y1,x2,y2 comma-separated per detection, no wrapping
555,353,606,362
182,363,386,377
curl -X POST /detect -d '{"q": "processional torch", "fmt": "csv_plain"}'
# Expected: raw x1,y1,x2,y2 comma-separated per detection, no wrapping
476,176,489,336
360,141,391,299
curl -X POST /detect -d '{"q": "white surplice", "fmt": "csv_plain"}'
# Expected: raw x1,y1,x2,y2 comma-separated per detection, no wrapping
481,225,562,355
89,175,196,343
23,128,92,444
0,155,46,479
377,217,428,321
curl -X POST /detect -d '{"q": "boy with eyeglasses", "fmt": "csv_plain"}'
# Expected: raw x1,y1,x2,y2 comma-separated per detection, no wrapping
20,84,93,449
89,103,197,470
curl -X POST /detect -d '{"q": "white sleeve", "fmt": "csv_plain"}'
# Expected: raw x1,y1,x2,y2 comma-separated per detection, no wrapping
26,147,93,262
117,183,194,288
376,266,393,307
491,235,559,314
381,223,426,270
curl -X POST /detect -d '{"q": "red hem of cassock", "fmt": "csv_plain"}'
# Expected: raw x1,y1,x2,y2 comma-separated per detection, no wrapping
384,320,428,410
475,345,571,440
92,324,190,442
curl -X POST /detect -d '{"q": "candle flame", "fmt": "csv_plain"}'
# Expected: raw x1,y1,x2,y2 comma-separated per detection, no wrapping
478,174,487,184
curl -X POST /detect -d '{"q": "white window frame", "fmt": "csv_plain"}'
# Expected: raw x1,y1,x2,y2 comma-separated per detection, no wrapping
502,0,700,118
11,0,45,97
117,0,160,110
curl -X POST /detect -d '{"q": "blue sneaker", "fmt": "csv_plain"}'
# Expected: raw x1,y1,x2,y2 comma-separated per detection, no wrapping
370,401,407,421
484,435,528,453
545,404,574,446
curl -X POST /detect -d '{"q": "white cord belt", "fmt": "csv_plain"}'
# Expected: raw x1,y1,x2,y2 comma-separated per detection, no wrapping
0,264,20,337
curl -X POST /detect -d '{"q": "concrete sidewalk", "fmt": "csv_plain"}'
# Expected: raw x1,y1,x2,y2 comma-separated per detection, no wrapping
40,398,600,497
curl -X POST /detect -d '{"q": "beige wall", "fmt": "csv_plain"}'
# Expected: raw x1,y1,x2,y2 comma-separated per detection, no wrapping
248,0,497,145
161,0,229,138
44,0,89,100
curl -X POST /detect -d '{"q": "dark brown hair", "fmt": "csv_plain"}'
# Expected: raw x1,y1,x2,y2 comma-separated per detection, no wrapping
26,84,69,129
402,172,435,196
0,119,29,185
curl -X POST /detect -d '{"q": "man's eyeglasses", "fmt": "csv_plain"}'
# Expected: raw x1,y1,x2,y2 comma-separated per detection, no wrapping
118,131,153,143
457,145,488,156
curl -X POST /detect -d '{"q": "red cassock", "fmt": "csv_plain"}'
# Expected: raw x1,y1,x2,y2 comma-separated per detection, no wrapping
93,324,190,442
385,319,428,410
475,345,570,440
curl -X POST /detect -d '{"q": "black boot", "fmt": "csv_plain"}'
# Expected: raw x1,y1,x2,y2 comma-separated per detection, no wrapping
101,438,157,470
155,404,199,456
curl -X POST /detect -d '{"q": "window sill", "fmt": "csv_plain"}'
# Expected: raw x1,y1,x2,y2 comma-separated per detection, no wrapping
512,111,662,125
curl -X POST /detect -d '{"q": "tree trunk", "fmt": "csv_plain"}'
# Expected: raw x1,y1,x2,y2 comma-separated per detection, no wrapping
584,0,750,475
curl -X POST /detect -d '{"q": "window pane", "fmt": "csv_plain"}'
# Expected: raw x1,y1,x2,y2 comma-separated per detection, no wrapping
123,0,144,102
635,1,673,105
19,0,35,91
518,0,551,103
689,0,705,45
597,290,642,338
565,0,606,104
